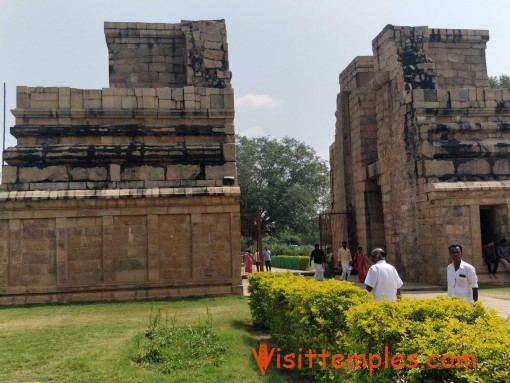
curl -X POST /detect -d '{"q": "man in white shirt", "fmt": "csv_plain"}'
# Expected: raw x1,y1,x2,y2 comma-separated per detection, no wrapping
337,241,353,281
447,243,478,304
365,248,403,301
253,250,261,272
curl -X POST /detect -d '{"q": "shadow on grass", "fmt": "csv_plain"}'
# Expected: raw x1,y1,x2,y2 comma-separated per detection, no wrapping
0,294,237,311
478,283,510,290
230,319,313,383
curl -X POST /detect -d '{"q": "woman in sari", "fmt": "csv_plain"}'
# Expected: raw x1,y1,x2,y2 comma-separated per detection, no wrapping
354,246,368,282
244,251,253,274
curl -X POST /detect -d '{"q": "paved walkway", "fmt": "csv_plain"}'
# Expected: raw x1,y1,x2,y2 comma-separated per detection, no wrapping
242,267,510,317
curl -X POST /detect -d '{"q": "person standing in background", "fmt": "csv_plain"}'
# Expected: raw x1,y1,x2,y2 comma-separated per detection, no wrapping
496,239,510,273
263,248,272,272
323,247,335,279
310,244,325,281
483,241,499,278
354,246,368,282
244,251,253,274
447,243,478,304
253,249,261,272
338,241,352,281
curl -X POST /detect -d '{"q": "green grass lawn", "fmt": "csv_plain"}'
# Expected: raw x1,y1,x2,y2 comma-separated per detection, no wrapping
0,295,289,383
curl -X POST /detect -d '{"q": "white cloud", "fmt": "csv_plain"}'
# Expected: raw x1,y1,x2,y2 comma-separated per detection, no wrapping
235,93,283,109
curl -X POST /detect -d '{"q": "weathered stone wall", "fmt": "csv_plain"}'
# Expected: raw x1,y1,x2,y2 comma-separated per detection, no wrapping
0,20,242,304
411,88,510,182
0,189,241,304
427,28,489,89
2,85,235,191
106,20,231,89
330,56,377,250
330,25,510,285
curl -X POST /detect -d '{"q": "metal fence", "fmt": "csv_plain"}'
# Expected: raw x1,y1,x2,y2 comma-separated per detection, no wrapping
240,212,262,276
319,211,351,254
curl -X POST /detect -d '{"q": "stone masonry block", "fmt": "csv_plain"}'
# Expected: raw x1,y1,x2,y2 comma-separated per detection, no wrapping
184,89,196,101
2,165,17,183
224,94,234,109
19,166,69,183
142,88,157,97
205,162,236,180
103,96,122,108
166,164,200,180
109,164,121,181
142,96,158,108
59,88,71,108
223,143,236,161
156,87,172,99
200,95,211,109
158,99,176,108
113,88,128,96
16,87,29,108
172,88,184,101
185,100,196,109
70,167,108,181
121,96,137,108
422,160,454,177
420,141,436,158
210,94,224,109
493,159,510,175
457,159,491,175
122,165,165,181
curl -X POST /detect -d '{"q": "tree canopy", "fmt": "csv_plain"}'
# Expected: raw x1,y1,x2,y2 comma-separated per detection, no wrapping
236,135,330,235
489,74,510,89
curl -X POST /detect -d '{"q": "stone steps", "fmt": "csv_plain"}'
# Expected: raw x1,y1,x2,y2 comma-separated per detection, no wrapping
477,271,510,285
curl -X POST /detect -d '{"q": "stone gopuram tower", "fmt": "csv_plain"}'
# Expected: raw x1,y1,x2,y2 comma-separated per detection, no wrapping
330,25,510,286
0,20,242,304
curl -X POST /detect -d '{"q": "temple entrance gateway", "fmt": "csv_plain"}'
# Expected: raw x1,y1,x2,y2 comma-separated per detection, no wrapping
329,25,510,285
480,207,495,246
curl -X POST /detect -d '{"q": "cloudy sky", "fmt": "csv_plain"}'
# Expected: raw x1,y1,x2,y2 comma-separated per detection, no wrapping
1,0,509,163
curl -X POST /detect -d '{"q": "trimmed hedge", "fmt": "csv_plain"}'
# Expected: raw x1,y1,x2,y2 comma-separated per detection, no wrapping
270,256,309,270
248,272,510,382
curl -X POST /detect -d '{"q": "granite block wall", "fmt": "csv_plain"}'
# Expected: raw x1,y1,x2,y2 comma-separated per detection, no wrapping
330,25,510,285
0,20,242,304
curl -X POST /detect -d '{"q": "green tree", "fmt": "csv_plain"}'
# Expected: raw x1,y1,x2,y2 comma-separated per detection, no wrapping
489,74,510,88
236,135,330,235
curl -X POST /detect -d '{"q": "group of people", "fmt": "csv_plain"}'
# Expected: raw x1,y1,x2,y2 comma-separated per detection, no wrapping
482,238,510,278
244,248,272,273
310,241,481,304
310,241,370,283
247,238,502,305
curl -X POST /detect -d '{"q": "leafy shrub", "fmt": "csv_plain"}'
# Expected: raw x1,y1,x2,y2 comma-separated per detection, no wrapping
272,244,314,256
247,272,293,328
134,308,226,374
248,273,510,383
248,272,372,381
345,296,510,383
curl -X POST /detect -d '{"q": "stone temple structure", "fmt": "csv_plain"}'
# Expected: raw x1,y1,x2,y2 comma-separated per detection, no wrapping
330,25,510,285
0,20,242,304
